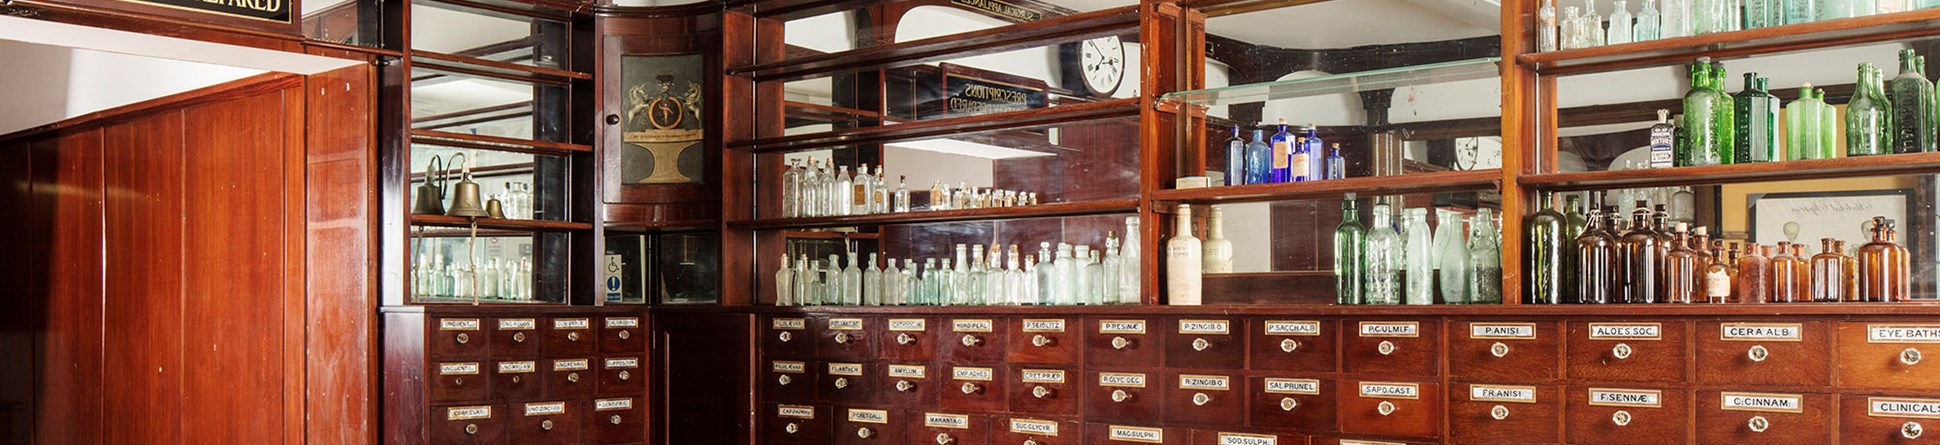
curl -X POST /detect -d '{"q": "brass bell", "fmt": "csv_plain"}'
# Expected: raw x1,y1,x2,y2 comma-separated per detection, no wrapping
412,155,447,215
485,198,505,219
445,152,491,218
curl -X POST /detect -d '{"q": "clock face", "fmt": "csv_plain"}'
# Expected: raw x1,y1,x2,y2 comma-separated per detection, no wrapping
1079,36,1125,95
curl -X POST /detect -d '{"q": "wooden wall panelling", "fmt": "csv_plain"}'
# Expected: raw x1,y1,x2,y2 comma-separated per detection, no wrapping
102,110,187,445
1498,0,1534,304
654,313,753,445
0,140,31,443
1142,1,1192,305
303,54,380,445
31,129,106,445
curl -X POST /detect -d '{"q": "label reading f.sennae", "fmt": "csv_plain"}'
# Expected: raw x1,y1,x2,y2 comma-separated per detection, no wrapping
1869,397,1940,419
1021,369,1066,384
1470,384,1536,403
776,405,814,419
1099,320,1147,334
524,402,566,416
596,398,633,411
847,409,889,424
1721,392,1804,413
772,318,806,330
1721,323,1802,341
828,318,864,331
604,357,639,369
1588,388,1662,407
1180,319,1232,335
1108,426,1164,443
952,367,994,381
1218,433,1278,445
1009,418,1059,436
1264,378,1320,395
1265,320,1321,336
605,317,639,328
1098,372,1147,388
827,363,863,376
498,361,536,374
446,406,491,420
497,318,536,330
439,318,480,331
772,361,805,373
1869,324,1940,343
887,365,927,379
887,319,927,331
923,413,970,429
1358,382,1420,399
553,359,589,371
1470,323,1538,339
553,318,590,330
1359,321,1419,338
953,319,994,332
1022,319,1067,332
439,362,479,375
1179,374,1231,391
1588,323,1661,340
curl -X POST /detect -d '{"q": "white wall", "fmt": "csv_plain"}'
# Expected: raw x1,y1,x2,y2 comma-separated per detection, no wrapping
0,40,263,135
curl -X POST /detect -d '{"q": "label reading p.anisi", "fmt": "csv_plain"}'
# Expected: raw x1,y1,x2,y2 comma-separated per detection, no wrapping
1098,372,1147,388
776,405,814,419
497,318,535,330
1180,320,1231,335
953,319,994,332
1021,369,1066,384
1022,319,1066,332
828,318,864,331
595,398,632,411
772,361,805,373
952,367,994,381
1179,374,1231,391
771,318,805,330
1471,323,1537,339
553,318,590,330
1721,392,1804,413
1869,397,1940,419
1099,320,1146,334
439,362,479,375
1588,388,1662,407
497,361,536,374
1359,321,1419,338
1265,320,1321,336
827,363,863,376
1009,418,1059,436
605,317,639,328
1869,324,1940,343
1218,433,1277,445
888,365,927,379
1358,382,1420,399
1264,378,1320,395
524,402,566,416
1108,426,1164,443
1721,323,1802,341
887,319,927,331
1470,384,1536,403
439,318,480,331
1588,323,1661,340
924,413,969,429
446,406,491,420
847,409,889,424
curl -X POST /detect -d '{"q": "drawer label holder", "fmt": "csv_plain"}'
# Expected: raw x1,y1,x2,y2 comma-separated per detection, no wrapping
1359,321,1420,338
923,413,970,429
772,361,805,373
1589,388,1662,408
446,405,491,420
1179,319,1232,335
1868,324,1940,343
553,359,589,371
604,357,639,369
828,318,865,331
888,318,927,331
772,318,806,330
497,318,536,330
887,365,927,379
1009,418,1059,436
1107,425,1164,443
553,318,590,330
605,317,640,328
497,361,536,374
1098,372,1147,388
1021,369,1066,384
1470,384,1536,403
847,408,889,424
1179,374,1232,391
1264,320,1321,336
1099,320,1147,334
776,404,814,419
595,398,632,411
439,362,479,376
1471,323,1538,339
827,363,863,376
524,402,566,416
1870,397,1940,419
1721,323,1802,341
1358,382,1420,399
1022,319,1067,332
1264,378,1320,395
953,319,994,332
1721,392,1804,413
1218,433,1278,445
952,367,994,381
1588,323,1661,340
439,318,480,331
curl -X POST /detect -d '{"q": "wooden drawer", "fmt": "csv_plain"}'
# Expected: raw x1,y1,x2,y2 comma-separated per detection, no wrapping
942,318,1007,364
430,317,488,360
490,360,542,402
508,400,579,445
597,356,643,396
913,412,990,445
834,407,905,445
1008,367,1079,415
430,361,488,404
543,358,594,400
1087,370,1162,423
1836,322,1940,390
588,397,643,445
1337,380,1440,439
1189,429,1306,445
822,361,873,405
1087,423,1186,444
430,404,505,445
1840,395,1940,444
1563,386,1689,445
879,363,937,408
765,316,815,359
1167,318,1243,370
1448,320,1559,381
882,317,938,362
992,417,1080,445
1249,319,1337,373
1695,390,1831,445
1311,438,1436,445
1089,318,1162,368
1697,321,1830,387
546,317,597,358
817,316,878,362
1447,384,1559,445
942,365,1008,411
1342,319,1439,377
1247,376,1335,434
766,359,817,402
1565,321,1687,383
1165,371,1242,425
490,317,541,359
766,403,830,445
600,316,644,354
1008,318,1079,365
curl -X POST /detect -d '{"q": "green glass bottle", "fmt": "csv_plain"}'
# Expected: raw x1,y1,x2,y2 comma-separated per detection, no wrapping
1683,60,1727,166
1525,191,1568,304
1711,61,1737,164
1890,49,1936,154
1785,84,1825,160
1849,63,1893,156
1334,195,1367,304
1817,88,1839,157
1733,73,1780,162
1673,113,1691,166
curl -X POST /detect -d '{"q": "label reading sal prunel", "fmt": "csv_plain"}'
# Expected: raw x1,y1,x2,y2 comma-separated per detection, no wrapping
1263,378,1320,395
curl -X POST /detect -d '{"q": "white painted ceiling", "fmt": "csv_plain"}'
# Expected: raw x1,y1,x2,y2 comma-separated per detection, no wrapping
1205,0,1499,48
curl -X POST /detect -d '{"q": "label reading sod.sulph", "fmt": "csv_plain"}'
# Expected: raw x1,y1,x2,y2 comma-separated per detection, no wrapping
1588,323,1661,340
1179,375,1231,391
1020,369,1066,384
1009,418,1059,436
827,363,863,376
1470,323,1538,339
497,361,536,374
446,406,491,420
1359,321,1419,337
439,318,480,331
887,365,926,379
553,318,590,330
923,413,969,429
1869,397,1940,419
1868,324,1940,343
439,362,479,375
887,319,927,331
1470,384,1536,403
595,398,633,411
847,409,889,424
771,318,806,330
1179,320,1232,335
1108,425,1164,443
1721,392,1804,413
1022,319,1067,332
605,317,639,328
1264,378,1320,395
776,405,814,419
1358,382,1420,399
1098,372,1147,388
772,361,805,373
553,359,589,371
828,318,864,331
604,357,639,369
953,319,994,332
1218,433,1278,445
1588,388,1662,407
1099,320,1147,334
1721,323,1802,341
497,318,536,330
524,402,566,416
952,367,994,381
1264,320,1321,336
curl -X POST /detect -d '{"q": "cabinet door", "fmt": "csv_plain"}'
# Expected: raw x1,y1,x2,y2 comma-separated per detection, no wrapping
834,408,905,445
491,360,542,402
1563,386,1689,445
942,318,1008,364
1248,375,1335,434
1839,395,1940,445
543,358,594,400
1448,320,1559,381
1089,318,1162,368
817,316,878,362
1565,321,1687,383
1697,321,1829,387
1165,372,1242,425
766,404,830,445
1695,390,1830,445
600,316,645,354
1168,318,1243,369
508,400,580,445
942,365,1008,412
597,355,644,396
1447,384,1559,445
490,317,541,359
546,317,598,357
1008,318,1079,365
1087,370,1162,423
822,361,873,405
1341,319,1439,377
765,316,816,359
1836,322,1940,390
879,363,937,408
1249,319,1337,373
767,359,818,403
431,317,489,359
430,404,506,445
1008,367,1079,415
882,317,938,362
911,412,990,445
430,361,489,404
1337,380,1440,439
992,417,1080,445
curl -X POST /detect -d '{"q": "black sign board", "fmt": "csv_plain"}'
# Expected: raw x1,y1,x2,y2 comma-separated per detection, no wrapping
942,74,1046,117
123,0,292,23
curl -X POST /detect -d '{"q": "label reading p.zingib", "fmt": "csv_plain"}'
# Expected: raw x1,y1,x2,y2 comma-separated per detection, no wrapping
1179,320,1231,335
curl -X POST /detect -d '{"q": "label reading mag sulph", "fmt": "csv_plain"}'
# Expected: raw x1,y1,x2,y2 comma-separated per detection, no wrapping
1020,369,1066,384
497,361,536,374
1179,319,1231,335
1264,320,1321,336
1022,319,1067,332
446,406,491,420
847,409,889,424
1721,392,1804,413
1179,375,1231,391
827,363,863,376
595,398,633,411
439,318,480,331
1588,388,1662,407
923,413,969,429
1470,384,1536,403
1218,433,1278,445
1108,426,1164,443
1868,324,1940,343
524,402,566,416
1869,397,1940,419
887,319,927,331
439,362,479,375
771,318,805,330
1470,323,1537,339
1588,323,1661,340
1358,321,1419,337
1098,372,1147,388
553,318,590,330
1009,418,1059,436
1099,320,1146,334
605,317,639,328
953,319,994,332
1263,378,1320,395
828,318,864,331
776,405,813,419
1721,323,1803,341
952,367,994,381
1358,382,1420,399
497,318,536,330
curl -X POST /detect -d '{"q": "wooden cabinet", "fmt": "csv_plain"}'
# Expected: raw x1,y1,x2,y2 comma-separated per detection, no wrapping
766,403,830,445
881,363,939,408
1088,370,1162,423
817,316,879,362
1008,367,1079,415
1336,380,1440,440
884,317,940,362
431,405,507,445
1562,386,1689,445
1695,390,1832,445
1189,430,1307,445
1839,395,1940,445
1446,384,1559,445
1168,318,1244,370
1087,423,1187,445
823,361,875,405
1448,320,1560,381
1249,319,1337,373
492,318,543,358
1696,321,1830,387
1164,371,1242,425
766,316,816,358
992,416,1081,445
600,317,645,354
1564,321,1688,383
548,318,599,358
943,365,1009,411
432,317,490,359
834,408,905,445
510,401,582,445
1247,375,1335,434
1008,318,1080,365
1089,319,1162,368
767,359,818,402
944,318,1008,364
1835,322,1940,389
1341,319,1439,377
912,412,991,445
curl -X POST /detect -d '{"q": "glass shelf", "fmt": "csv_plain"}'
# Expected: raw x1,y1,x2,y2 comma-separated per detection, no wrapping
1161,57,1503,107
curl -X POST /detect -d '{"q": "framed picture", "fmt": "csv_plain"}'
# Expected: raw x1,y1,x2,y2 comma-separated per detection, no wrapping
1746,189,1913,248
618,53,706,185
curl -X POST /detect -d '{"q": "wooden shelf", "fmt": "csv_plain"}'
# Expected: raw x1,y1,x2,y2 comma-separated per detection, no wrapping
1162,58,1501,107
728,98,1139,154
1519,9,1940,75
781,230,881,240
649,301,1940,316
1518,152,1940,191
412,214,594,232
1152,169,1501,204
725,5,1139,82
412,51,592,81
726,199,1140,230
410,129,593,155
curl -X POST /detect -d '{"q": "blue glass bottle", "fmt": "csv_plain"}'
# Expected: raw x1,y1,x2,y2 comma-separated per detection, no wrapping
1244,129,1271,185
1224,126,1245,186
1269,119,1294,183
1304,125,1326,181
1325,143,1347,179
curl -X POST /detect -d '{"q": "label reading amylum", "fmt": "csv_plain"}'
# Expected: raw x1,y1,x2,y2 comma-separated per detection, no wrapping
605,317,639,328
1358,382,1420,399
553,318,590,330
446,406,491,420
1588,388,1662,407
1020,369,1065,384
887,365,926,379
1099,320,1146,334
1218,433,1277,445
1108,426,1164,443
1721,323,1802,341
771,318,805,330
1588,323,1661,340
924,413,969,429
827,363,863,376
604,357,639,369
776,405,814,419
524,402,566,416
847,409,889,424
497,318,535,330
1470,384,1536,403
1868,324,1940,343
772,361,805,373
1009,418,1059,436
828,318,864,331
952,367,994,381
596,398,633,411
1359,321,1419,337
1470,323,1538,339
1179,319,1232,335
1264,320,1321,336
1263,378,1320,395
1098,372,1146,388
498,361,536,374
1870,397,1940,419
953,319,994,332
1721,392,1804,413
1022,319,1066,332
887,319,927,331
439,318,480,331
1179,375,1231,391
439,362,479,375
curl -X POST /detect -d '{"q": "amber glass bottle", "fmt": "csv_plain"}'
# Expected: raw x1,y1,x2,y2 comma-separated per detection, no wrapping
1663,224,1704,304
1809,238,1846,302
1575,207,1621,304
1706,246,1733,304
1769,241,1803,303
1790,243,1811,301
1736,242,1769,303
1838,240,1860,302
1859,218,1911,302
1620,205,1662,304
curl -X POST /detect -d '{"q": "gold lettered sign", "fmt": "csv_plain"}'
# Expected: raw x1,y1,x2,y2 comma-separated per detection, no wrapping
120,0,292,23
951,0,1042,22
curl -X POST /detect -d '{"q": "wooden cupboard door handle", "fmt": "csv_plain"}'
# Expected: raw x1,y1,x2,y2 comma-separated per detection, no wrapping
1377,401,1396,416
1902,348,1923,366
1279,397,1298,411
1031,334,1052,347
1748,415,1769,433
834,332,851,344
1491,342,1510,358
777,375,791,386
1111,336,1131,350
1192,338,1211,351
895,380,916,392
778,331,792,342
1032,386,1052,398
857,427,873,439
935,433,955,444
464,424,478,435
1905,421,1924,439
961,334,981,347
455,333,470,344
1747,345,1768,362
1491,405,1510,420
512,332,526,343
1192,392,1212,406
1612,410,1633,426
898,333,917,345
1612,343,1633,360
834,377,848,389
960,382,981,394
1111,389,1131,402
1377,340,1396,356
541,419,553,431
784,422,799,434
567,331,580,342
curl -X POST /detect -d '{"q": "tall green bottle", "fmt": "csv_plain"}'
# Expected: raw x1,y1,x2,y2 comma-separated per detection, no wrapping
1733,73,1780,162
1682,59,1728,166
1524,191,1568,304
1890,49,1936,154
1785,84,1827,160
1849,63,1894,156
1334,196,1367,304
1711,61,1737,164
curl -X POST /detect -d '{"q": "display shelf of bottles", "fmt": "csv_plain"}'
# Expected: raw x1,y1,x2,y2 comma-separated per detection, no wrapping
652,300,1940,315
728,198,1141,230
411,51,593,81
1518,151,1940,190
1160,57,1502,107
1153,169,1502,204
411,214,595,232
724,5,1139,82
409,129,593,155
1522,8,1940,75
781,230,880,240
726,98,1140,153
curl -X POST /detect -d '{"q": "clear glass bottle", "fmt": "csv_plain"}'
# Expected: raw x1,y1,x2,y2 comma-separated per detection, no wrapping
1892,49,1936,154
1005,245,1026,305
1768,241,1803,302
801,160,823,216
928,180,948,211
1526,191,1569,304
852,164,872,215
1225,126,1246,186
1850,63,1894,156
800,256,823,306
1335,196,1367,304
922,258,941,306
1734,73,1781,162
1245,129,1272,185
1404,208,1436,305
1056,243,1080,305
1635,0,1663,40
1101,236,1123,305
832,166,853,216
1562,6,1583,49
1203,207,1234,273
1661,0,1691,38
1436,209,1471,304
1119,216,1142,303
1364,203,1404,305
870,166,888,214
984,245,1005,304
1784,0,1816,23
775,254,795,306
1270,119,1294,183
1609,0,1635,44
1583,0,1607,46
884,257,905,305
781,159,802,217
1541,0,1561,51
1020,255,1040,305
1037,242,1055,305
1166,204,1203,305
1664,223,1704,303
1683,60,1727,166
1809,238,1846,302
893,175,911,212
839,252,861,305
955,245,976,306
1692,0,1725,33
1737,243,1771,303
1621,205,1663,303
1083,249,1105,305
1744,0,1772,27
863,253,882,306
1468,209,1503,304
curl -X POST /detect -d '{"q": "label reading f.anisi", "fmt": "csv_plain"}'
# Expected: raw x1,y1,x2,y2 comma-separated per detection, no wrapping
1721,392,1804,413
1588,323,1661,340
1358,382,1420,399
1470,323,1537,339
1180,320,1231,335
1265,320,1321,336
1721,323,1802,341
1869,324,1940,343
1179,375,1231,391
1218,433,1278,445
1589,388,1662,407
1009,418,1059,436
1099,320,1146,334
924,413,969,429
1359,322,1419,337
1470,384,1536,403
1108,426,1164,443
1264,378,1320,395
1022,319,1066,332
1870,397,1940,419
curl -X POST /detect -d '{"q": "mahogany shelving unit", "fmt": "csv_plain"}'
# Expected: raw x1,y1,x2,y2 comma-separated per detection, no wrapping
727,199,1143,230
1520,8,1940,75
1152,169,1503,204
724,5,1141,82
410,214,597,232
1519,152,1940,191
726,98,1141,153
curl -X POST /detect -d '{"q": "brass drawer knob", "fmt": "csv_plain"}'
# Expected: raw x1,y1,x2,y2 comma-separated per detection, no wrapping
1748,345,1769,362
1192,338,1211,351
936,433,955,444
1377,340,1396,356
1748,415,1769,433
1280,339,1299,353
784,422,799,434
618,330,631,340
1902,348,1923,366
857,427,873,439
455,333,470,344
1491,342,1510,358
1905,421,1924,439
1111,389,1131,402
898,333,917,345
512,332,526,343
1612,343,1634,360
453,377,465,386
541,419,554,431
1279,397,1298,411
1491,405,1510,420
835,332,852,344
567,332,580,342
896,380,916,392
1111,336,1131,350
464,423,478,435
567,372,580,383
834,377,848,389
777,375,792,386
961,335,981,347
778,332,793,342
1032,386,1052,399
1192,392,1211,406
511,375,520,383
1612,410,1632,426
1031,334,1052,347
618,370,630,381
960,382,981,394
1377,401,1396,416
610,415,622,425
1024,440,1040,445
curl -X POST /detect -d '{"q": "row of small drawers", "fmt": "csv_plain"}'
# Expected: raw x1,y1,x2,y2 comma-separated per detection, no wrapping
764,316,1940,388
429,398,643,445
765,389,1940,445
429,356,644,404
429,316,645,360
